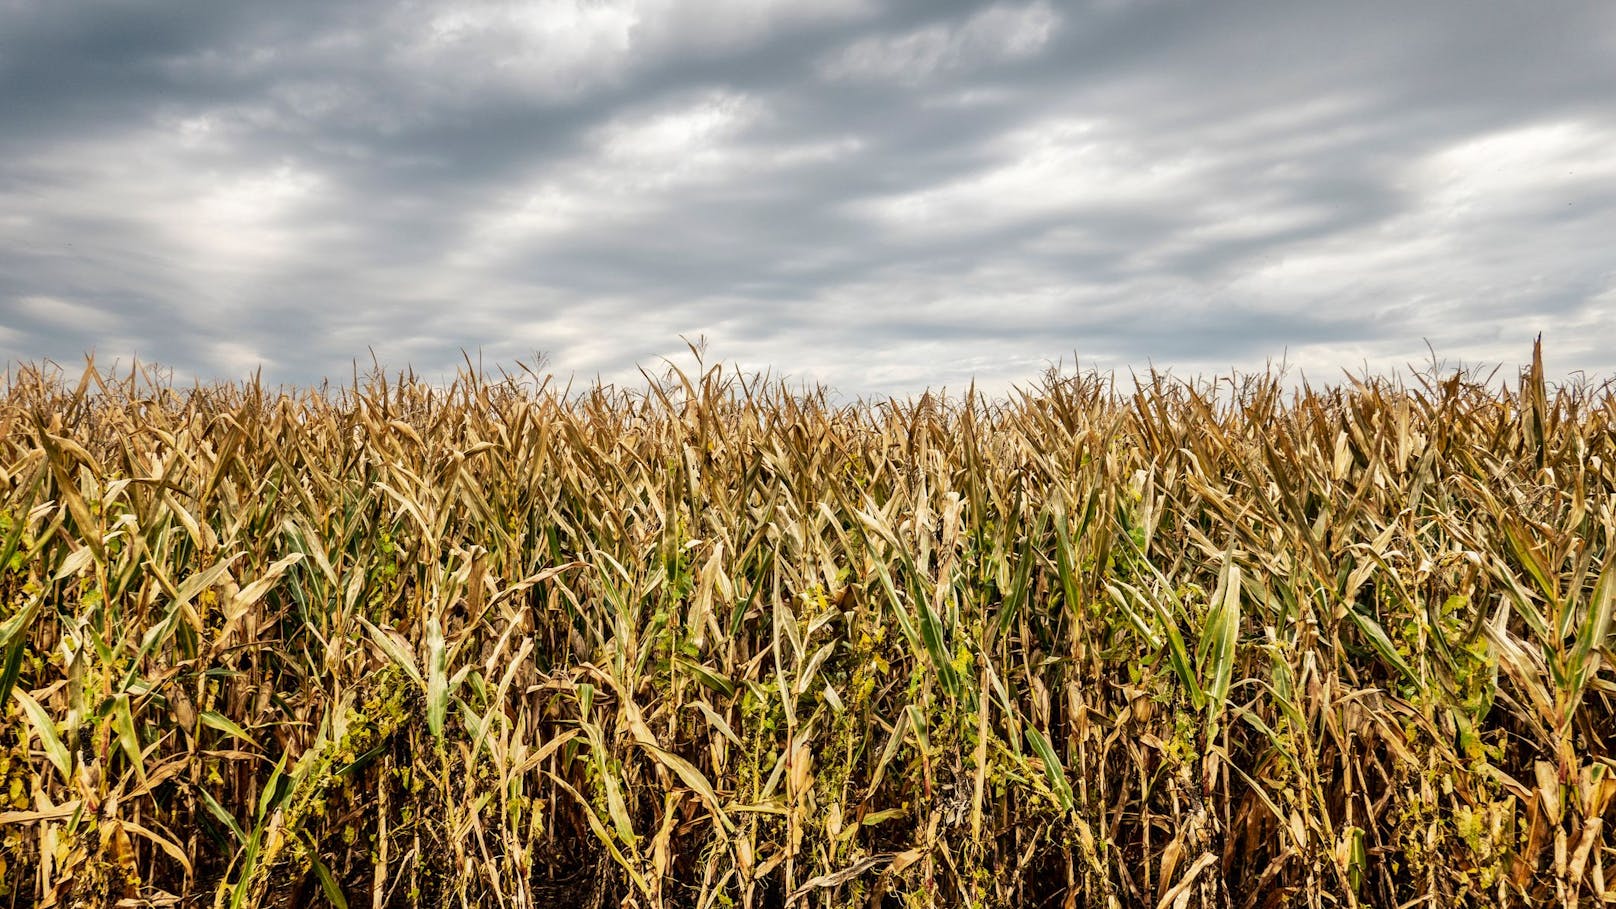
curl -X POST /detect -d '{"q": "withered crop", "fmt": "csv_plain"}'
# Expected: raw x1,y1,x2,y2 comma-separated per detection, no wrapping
0,342,1612,908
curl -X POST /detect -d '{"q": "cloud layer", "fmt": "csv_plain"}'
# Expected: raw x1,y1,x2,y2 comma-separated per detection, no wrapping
3,0,1614,393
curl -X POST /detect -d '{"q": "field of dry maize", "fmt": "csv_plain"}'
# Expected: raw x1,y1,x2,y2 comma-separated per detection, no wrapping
0,345,1612,908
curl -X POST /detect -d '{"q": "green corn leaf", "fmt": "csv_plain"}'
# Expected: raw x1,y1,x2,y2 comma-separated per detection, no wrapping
638,742,734,832
425,612,448,738
257,753,289,823
1156,601,1204,711
1345,605,1419,686
547,772,652,897
675,657,737,697
0,482,37,570
174,555,244,606
200,710,261,748
1501,524,1560,613
906,704,931,756
998,512,1046,636
1344,826,1367,894
1204,562,1242,727
111,693,146,785
0,641,23,711
917,598,959,697
13,688,72,783
0,593,43,707
693,701,742,746
0,592,43,652
308,850,350,909
197,787,246,845
1572,553,1614,671
1025,727,1074,812
356,615,424,688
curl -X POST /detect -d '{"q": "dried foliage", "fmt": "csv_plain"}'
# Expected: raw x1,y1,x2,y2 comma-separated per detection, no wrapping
1,342,1612,908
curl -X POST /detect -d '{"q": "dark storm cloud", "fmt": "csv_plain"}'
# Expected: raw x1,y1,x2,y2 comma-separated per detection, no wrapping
2,0,1614,392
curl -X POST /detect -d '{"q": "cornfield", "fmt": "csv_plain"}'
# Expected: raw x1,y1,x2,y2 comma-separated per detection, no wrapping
1,342,1612,908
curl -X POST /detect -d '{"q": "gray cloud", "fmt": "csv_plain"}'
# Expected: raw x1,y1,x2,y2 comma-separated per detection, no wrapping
2,0,1614,393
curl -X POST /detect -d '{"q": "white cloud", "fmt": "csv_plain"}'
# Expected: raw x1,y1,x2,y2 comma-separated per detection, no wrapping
450,91,761,266
629,0,875,54
1420,121,1616,222
820,2,1059,84
0,121,336,352
183,163,326,276
14,295,112,330
597,91,759,174
855,117,1208,238
400,0,873,100
1213,119,1616,361
454,90,863,269
404,2,639,99
207,340,275,374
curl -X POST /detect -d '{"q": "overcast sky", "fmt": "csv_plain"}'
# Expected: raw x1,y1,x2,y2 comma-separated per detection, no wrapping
2,1,1613,394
